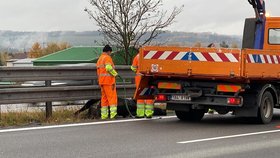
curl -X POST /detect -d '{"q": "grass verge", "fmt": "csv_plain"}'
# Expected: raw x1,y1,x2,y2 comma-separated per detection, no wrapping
0,109,89,128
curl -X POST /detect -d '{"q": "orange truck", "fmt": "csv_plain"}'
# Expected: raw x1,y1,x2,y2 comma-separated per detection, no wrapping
135,0,280,124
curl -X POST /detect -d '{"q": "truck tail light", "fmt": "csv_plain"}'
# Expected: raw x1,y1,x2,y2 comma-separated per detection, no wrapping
227,97,241,105
156,94,167,101
217,84,241,93
158,82,181,90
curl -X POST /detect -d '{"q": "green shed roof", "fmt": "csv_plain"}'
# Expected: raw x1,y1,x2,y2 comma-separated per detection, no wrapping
33,46,138,66
33,46,106,66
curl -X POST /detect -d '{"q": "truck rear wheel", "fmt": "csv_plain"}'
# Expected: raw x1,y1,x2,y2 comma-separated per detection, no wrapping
175,110,205,122
257,91,274,124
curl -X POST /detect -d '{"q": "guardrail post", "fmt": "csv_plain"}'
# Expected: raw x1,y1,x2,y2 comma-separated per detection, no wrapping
91,79,97,85
0,105,2,122
45,80,52,119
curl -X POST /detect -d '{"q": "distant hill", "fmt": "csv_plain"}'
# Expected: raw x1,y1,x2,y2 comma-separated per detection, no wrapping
155,31,241,47
0,30,242,52
0,31,103,52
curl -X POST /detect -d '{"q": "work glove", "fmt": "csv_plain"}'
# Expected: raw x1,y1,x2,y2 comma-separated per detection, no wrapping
130,65,137,72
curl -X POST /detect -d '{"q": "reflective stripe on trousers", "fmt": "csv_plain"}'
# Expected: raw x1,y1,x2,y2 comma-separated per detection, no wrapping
145,104,154,117
136,104,145,117
101,106,117,119
110,106,117,119
101,106,109,119
136,99,154,117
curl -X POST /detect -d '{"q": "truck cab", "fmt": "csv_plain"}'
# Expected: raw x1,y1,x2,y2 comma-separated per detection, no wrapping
243,17,280,50
263,17,280,50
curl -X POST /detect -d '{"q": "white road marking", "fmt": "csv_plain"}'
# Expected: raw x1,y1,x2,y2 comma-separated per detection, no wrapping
0,116,177,133
177,129,280,144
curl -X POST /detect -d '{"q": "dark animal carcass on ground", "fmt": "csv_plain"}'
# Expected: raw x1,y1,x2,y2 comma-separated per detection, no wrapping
74,98,166,119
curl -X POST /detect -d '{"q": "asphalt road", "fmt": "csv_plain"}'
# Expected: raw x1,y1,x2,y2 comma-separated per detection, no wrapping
1,111,280,158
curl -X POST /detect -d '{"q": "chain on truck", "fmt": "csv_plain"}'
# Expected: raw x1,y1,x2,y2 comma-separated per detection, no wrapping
134,0,280,124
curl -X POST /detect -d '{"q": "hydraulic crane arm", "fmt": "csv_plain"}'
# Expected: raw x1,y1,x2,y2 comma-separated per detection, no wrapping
248,0,265,20
248,0,266,49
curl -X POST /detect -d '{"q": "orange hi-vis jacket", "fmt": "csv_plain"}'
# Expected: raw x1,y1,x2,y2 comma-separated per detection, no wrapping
96,53,116,85
131,53,142,87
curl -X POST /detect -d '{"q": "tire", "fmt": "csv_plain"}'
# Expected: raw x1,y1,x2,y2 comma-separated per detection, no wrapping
175,110,205,122
257,91,274,124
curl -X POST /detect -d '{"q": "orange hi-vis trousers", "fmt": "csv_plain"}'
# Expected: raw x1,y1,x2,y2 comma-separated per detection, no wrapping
136,99,154,118
134,75,154,117
100,84,118,119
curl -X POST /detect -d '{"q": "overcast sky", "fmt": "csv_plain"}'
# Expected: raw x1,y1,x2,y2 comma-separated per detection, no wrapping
0,0,279,35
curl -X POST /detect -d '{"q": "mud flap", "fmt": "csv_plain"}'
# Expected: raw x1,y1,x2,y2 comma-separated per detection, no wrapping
235,92,258,117
234,106,258,117
134,76,155,100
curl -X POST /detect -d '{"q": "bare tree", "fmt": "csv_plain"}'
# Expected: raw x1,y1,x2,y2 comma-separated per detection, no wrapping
85,0,183,64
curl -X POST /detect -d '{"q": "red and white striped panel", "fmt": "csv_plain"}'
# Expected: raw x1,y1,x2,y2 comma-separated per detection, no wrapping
143,51,240,62
247,54,280,64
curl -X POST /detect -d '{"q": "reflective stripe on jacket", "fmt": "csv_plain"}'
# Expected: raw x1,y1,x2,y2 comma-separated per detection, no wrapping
96,53,116,85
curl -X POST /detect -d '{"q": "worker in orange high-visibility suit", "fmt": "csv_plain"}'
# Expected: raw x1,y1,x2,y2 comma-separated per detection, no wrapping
96,45,118,119
131,53,154,118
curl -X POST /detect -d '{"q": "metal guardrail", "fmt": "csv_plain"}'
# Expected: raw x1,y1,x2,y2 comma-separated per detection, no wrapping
0,65,136,118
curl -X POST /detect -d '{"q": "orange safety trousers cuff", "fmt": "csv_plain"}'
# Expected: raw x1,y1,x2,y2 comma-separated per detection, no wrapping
101,85,118,107
145,99,154,105
137,99,145,104
137,99,154,105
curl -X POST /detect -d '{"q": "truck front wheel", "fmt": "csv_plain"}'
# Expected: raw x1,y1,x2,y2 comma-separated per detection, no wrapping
175,110,205,122
257,91,274,124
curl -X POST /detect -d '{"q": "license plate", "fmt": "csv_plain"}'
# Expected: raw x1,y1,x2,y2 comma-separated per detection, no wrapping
171,95,191,101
